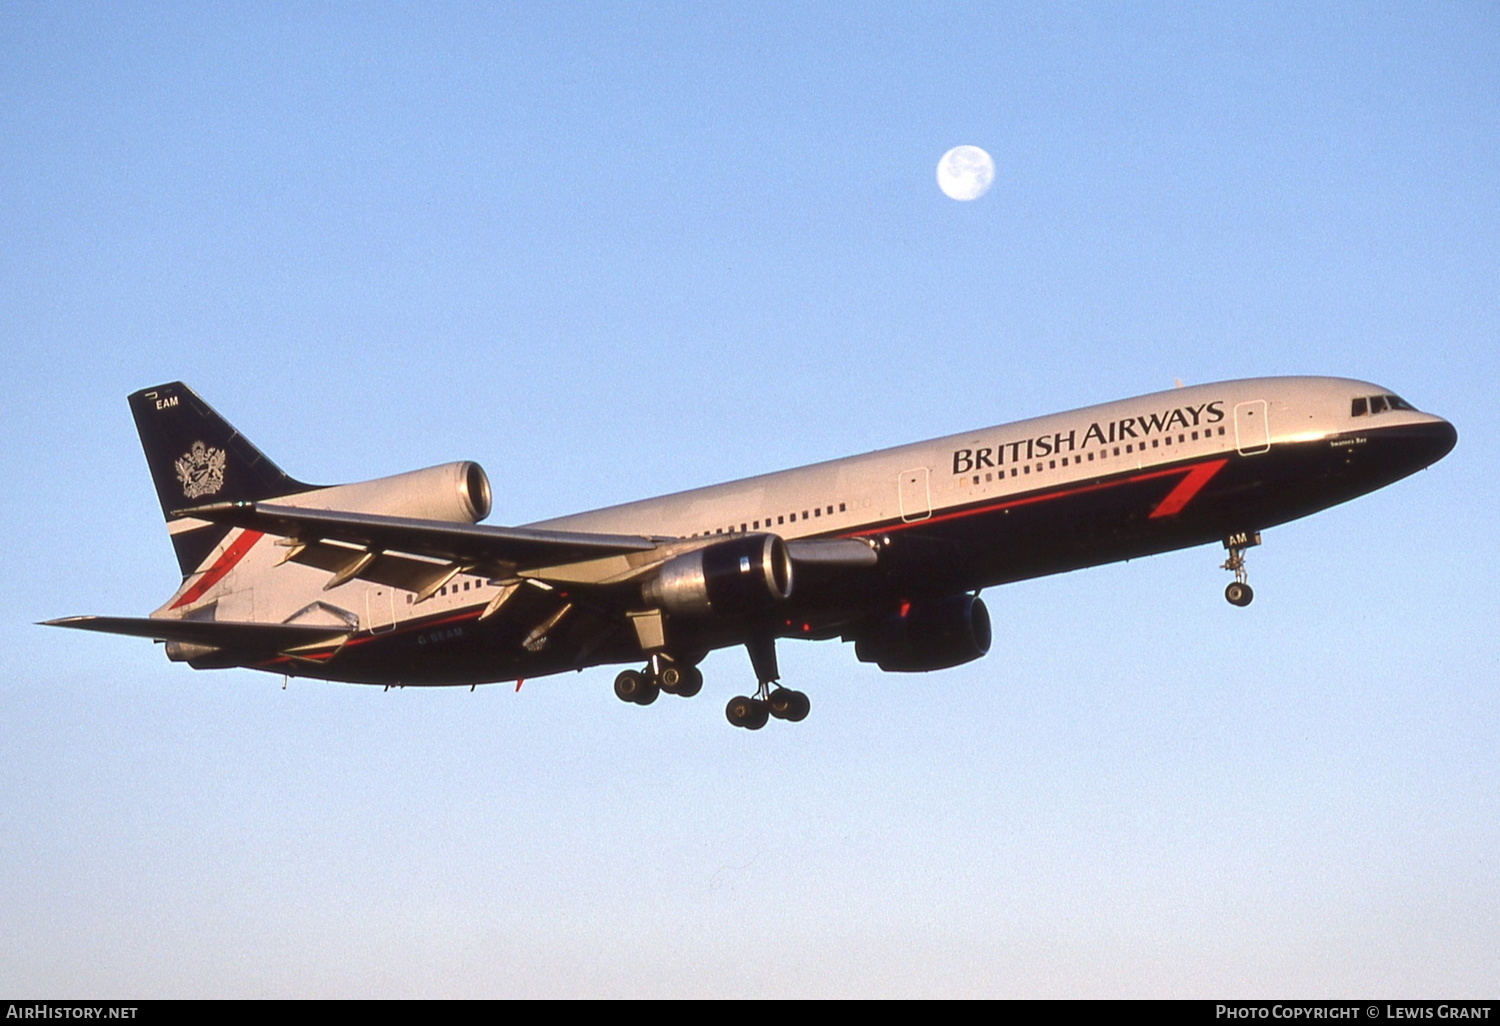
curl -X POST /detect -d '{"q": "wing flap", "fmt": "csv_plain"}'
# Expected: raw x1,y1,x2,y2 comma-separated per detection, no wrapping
288,541,460,594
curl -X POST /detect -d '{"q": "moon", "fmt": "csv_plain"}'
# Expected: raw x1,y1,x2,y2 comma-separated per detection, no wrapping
936,145,994,201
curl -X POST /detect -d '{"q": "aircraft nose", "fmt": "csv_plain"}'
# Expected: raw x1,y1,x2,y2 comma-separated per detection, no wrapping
1424,417,1458,465
1399,415,1458,469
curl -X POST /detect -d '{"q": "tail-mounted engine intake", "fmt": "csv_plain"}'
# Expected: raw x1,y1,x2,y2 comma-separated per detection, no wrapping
283,460,492,524
852,593,992,672
643,534,794,617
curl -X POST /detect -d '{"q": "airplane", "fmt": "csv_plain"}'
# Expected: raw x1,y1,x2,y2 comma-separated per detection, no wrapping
45,376,1456,729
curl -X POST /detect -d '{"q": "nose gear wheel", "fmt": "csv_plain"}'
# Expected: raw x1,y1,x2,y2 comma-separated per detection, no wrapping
1220,531,1260,607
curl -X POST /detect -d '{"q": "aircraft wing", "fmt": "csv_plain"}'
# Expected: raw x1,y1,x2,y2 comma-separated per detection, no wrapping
178,501,879,599
181,501,660,574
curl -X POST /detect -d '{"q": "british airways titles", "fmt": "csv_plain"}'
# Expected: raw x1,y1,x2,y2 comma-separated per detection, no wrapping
951,400,1227,476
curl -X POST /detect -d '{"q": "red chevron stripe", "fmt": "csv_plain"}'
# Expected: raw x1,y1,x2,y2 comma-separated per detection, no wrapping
170,530,263,610
1148,459,1227,518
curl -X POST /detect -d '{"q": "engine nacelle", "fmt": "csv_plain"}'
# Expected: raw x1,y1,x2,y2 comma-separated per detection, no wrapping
853,594,992,672
643,535,794,617
280,460,491,523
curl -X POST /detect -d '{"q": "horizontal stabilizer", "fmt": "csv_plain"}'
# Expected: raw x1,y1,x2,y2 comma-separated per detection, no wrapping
41,615,351,653
178,501,660,573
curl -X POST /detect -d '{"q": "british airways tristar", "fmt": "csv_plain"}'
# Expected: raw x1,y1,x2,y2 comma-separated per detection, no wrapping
47,377,1455,729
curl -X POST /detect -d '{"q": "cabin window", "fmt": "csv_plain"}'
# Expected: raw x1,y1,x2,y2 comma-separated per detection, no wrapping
1087,452,1094,461
1023,465,1030,474
839,503,846,512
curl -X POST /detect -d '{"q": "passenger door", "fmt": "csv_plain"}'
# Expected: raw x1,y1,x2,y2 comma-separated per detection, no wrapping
898,467,932,522
1234,400,1271,455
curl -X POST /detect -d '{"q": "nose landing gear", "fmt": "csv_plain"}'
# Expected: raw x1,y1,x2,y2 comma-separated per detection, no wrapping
1221,531,1261,607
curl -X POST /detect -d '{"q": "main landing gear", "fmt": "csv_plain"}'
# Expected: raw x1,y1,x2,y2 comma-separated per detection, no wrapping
725,686,810,730
725,634,809,730
614,636,812,729
1221,531,1261,607
614,654,703,706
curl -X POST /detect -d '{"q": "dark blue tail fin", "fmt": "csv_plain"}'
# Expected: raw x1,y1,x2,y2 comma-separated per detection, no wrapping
129,382,316,575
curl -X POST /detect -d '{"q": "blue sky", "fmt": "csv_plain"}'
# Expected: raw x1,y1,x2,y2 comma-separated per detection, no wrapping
2,2,1496,997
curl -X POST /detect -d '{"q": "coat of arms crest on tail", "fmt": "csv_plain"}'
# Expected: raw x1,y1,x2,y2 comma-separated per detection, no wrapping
175,441,226,499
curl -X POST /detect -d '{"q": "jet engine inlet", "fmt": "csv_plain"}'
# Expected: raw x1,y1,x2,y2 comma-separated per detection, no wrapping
281,460,491,524
643,535,794,616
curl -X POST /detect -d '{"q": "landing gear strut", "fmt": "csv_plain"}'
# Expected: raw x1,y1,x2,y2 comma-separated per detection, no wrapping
726,635,810,729
1221,531,1261,607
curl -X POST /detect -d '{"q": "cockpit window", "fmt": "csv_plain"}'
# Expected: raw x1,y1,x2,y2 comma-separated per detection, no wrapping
1353,393,1418,417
